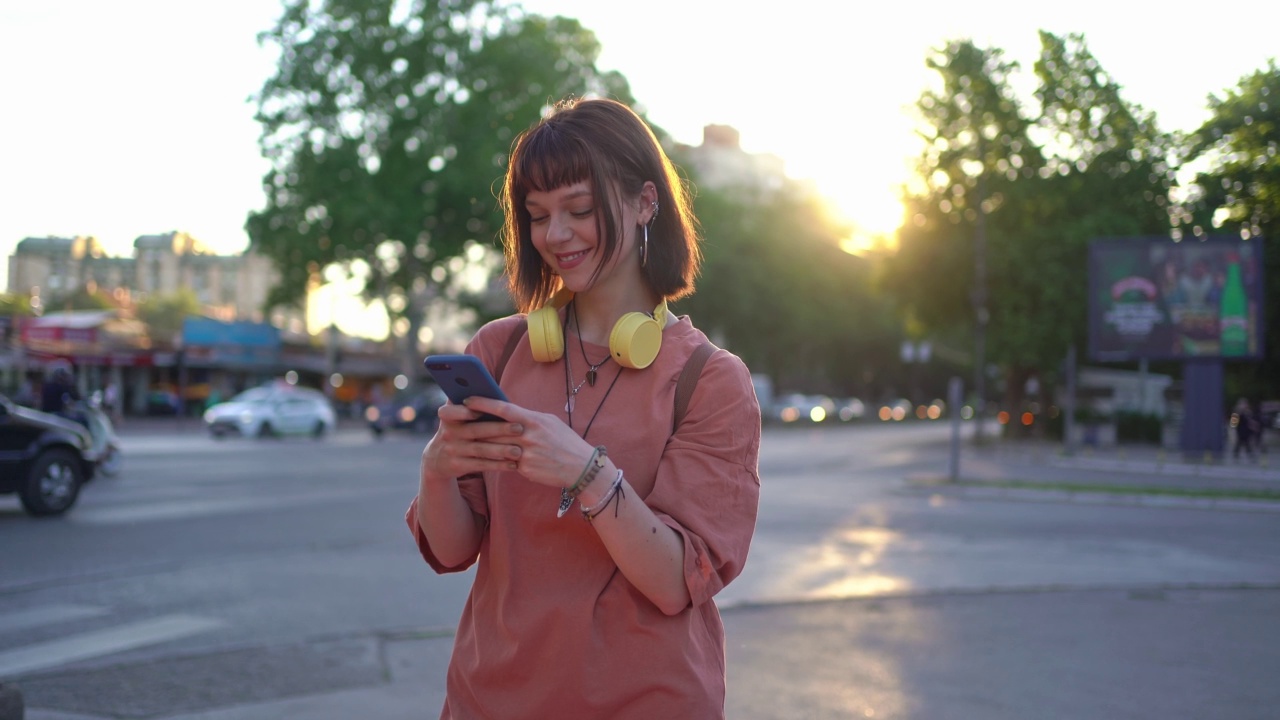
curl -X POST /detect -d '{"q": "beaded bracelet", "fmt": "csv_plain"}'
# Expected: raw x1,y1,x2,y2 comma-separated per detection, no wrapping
581,469,626,521
557,446,607,518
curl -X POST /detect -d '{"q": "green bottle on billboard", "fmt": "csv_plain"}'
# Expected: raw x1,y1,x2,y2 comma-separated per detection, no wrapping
1219,257,1248,356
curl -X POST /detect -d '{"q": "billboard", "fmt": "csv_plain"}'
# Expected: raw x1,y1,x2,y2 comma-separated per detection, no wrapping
1088,236,1265,362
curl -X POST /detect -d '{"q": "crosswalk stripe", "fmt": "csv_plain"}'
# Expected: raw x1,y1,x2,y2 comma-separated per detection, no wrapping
0,614,224,678
0,605,108,634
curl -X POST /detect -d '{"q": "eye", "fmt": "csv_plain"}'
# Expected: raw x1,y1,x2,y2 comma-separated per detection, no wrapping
529,215,549,225
571,208,594,218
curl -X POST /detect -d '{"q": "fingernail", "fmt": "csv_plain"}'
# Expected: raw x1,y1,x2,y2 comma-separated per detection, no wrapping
509,447,522,458
508,462,519,470
510,424,523,433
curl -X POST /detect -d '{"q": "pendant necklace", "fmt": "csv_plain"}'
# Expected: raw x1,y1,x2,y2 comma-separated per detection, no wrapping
575,301,611,388
560,340,625,516
564,301,612,412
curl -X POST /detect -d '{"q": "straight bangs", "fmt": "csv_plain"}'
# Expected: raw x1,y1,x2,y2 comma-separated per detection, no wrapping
509,126,592,207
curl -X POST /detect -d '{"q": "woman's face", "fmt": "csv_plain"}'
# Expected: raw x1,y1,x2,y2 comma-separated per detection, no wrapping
525,180,642,293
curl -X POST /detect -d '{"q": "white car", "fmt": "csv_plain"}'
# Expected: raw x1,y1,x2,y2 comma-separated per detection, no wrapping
204,385,336,439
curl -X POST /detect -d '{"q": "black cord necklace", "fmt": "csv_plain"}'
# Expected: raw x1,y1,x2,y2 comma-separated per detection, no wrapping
573,301,611,387
562,304,624,441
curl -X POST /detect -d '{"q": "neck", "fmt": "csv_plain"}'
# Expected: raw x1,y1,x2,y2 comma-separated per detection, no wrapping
570,277,661,346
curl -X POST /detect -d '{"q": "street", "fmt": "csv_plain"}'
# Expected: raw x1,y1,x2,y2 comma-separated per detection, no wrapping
1,421,1278,719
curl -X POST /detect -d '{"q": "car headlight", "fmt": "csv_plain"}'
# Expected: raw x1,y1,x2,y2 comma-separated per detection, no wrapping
239,412,255,425
365,406,380,422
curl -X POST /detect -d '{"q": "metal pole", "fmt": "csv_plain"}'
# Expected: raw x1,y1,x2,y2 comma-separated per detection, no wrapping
1064,344,1077,456
972,166,988,443
949,376,964,481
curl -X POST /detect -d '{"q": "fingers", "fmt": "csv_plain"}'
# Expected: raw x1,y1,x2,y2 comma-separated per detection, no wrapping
463,396,527,422
422,436,522,482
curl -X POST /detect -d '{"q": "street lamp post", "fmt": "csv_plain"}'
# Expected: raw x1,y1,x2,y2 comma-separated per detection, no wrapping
972,148,989,444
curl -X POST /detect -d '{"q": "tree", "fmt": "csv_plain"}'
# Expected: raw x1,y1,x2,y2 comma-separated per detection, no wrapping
137,289,203,347
46,286,116,312
0,293,33,316
248,0,632,367
885,34,1173,425
1184,60,1280,400
675,176,902,399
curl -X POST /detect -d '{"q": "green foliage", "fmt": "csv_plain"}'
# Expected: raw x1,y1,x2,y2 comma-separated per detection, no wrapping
885,33,1172,409
1115,410,1163,443
247,0,633,358
1184,60,1280,400
0,293,33,316
137,289,203,345
674,179,902,397
46,287,116,312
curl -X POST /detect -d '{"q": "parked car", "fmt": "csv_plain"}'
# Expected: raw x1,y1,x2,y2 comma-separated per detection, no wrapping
0,393,97,516
203,384,336,439
770,394,836,423
367,384,447,438
834,397,867,422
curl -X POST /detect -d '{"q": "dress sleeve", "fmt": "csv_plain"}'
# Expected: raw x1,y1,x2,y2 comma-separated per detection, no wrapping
646,349,762,607
403,318,520,573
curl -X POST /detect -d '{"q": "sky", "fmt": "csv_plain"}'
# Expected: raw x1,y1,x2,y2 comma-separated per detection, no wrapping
3,0,1278,330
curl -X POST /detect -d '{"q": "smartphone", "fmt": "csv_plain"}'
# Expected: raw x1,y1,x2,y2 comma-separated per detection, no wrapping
423,354,509,422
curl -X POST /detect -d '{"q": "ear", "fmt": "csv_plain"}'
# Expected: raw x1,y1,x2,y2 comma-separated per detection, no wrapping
639,181,659,224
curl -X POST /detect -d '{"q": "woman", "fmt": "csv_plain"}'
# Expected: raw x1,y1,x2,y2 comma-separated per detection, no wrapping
406,97,762,718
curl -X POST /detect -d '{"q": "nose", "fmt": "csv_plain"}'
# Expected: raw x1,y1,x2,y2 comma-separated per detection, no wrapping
546,213,573,244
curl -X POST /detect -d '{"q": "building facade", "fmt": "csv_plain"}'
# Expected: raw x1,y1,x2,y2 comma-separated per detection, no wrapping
7,231,277,322
674,124,788,197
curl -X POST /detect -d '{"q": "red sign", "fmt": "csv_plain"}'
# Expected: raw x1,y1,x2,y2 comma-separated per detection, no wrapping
21,325,99,344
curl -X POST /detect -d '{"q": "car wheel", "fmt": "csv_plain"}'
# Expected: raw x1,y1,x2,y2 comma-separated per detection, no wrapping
312,421,327,439
257,422,276,439
19,448,84,517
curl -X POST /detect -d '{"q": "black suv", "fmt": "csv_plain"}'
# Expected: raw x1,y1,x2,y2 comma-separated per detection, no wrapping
0,394,96,516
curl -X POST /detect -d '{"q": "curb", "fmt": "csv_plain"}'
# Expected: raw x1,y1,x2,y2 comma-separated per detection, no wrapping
1049,455,1280,481
901,477,1280,513
0,683,23,720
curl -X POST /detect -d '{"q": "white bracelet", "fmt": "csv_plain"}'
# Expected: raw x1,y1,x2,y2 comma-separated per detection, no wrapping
580,469,625,520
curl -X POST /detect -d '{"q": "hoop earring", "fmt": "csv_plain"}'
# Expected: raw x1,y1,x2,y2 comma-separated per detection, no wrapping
640,223,649,268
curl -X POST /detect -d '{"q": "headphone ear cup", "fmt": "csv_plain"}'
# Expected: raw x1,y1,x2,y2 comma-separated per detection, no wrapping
527,306,564,362
609,312,662,369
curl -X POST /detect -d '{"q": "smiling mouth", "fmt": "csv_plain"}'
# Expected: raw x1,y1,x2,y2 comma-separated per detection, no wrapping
557,250,590,264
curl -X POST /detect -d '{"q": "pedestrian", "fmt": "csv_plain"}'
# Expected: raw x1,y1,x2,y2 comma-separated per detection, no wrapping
1232,397,1258,461
41,365,81,416
14,376,35,407
103,381,121,424
406,97,762,719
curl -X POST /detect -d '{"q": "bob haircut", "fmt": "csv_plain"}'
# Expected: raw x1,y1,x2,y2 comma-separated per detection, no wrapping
500,97,702,314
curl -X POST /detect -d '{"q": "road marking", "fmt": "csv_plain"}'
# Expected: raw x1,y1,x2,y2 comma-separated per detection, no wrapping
0,605,108,634
0,614,224,678
72,486,406,525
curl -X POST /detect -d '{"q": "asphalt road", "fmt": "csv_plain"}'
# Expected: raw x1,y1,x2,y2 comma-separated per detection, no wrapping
1,422,1277,719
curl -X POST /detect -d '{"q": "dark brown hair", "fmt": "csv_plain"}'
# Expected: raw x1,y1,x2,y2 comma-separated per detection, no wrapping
500,97,701,313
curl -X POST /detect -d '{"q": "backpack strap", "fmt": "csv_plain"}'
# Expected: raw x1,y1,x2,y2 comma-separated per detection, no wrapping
673,341,717,433
494,322,527,384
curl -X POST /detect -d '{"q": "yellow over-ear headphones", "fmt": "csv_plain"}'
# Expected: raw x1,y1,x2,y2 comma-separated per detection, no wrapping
527,288,668,369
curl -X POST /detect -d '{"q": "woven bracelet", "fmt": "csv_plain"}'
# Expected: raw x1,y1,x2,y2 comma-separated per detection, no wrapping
557,446,607,518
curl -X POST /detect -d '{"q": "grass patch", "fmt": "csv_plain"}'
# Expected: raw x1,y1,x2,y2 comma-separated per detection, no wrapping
960,479,1280,502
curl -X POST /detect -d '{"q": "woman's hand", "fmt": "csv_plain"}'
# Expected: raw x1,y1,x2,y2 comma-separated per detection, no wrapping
462,396,595,490
420,402,525,485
